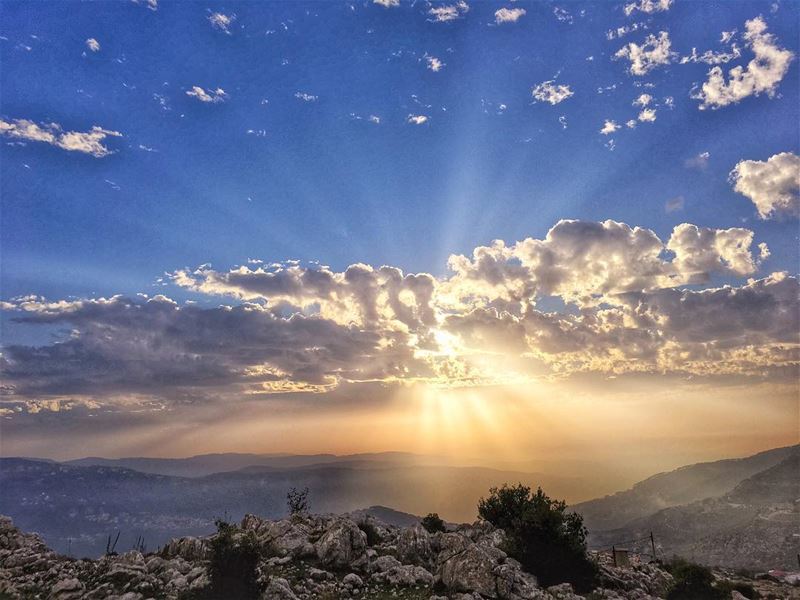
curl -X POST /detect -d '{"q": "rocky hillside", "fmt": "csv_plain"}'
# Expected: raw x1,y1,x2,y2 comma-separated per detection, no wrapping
3,510,798,600
589,454,800,571
573,445,798,532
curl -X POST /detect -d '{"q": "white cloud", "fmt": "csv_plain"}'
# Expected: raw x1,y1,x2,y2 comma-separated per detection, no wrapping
85,38,100,52
294,92,318,102
552,7,572,23
694,17,794,110
429,1,469,22
638,108,656,122
624,0,672,16
186,86,228,103
425,54,445,72
368,115,381,124
600,120,620,135
680,45,742,65
373,0,400,6
0,118,121,158
626,119,637,129
558,115,568,129
607,22,646,40
208,12,236,34
131,0,158,10
531,81,574,105
730,152,800,219
494,7,526,24
685,151,710,170
614,31,673,75
633,93,652,106
407,114,428,125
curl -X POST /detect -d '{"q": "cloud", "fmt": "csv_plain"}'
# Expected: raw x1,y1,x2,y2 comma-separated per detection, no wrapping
638,107,656,122
623,0,672,16
2,219,790,405
665,195,685,213
614,31,674,75
294,92,318,102
607,22,646,40
428,1,469,22
552,7,572,23
494,7,526,24
531,81,574,105
131,0,158,10
693,17,794,110
425,55,445,72
373,0,399,6
0,118,122,157
85,38,100,52
633,93,652,107
186,86,228,103
208,12,236,34
407,114,428,125
685,151,710,170
730,152,800,219
600,120,620,135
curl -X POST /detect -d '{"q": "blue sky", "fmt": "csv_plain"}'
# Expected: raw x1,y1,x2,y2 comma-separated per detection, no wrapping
0,1,798,465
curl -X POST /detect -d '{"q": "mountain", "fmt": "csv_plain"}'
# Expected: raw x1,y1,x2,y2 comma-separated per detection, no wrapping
63,451,441,478
572,444,797,532
585,451,800,570
0,457,574,558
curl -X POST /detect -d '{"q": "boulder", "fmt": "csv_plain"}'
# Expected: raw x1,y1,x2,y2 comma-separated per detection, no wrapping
315,519,367,570
397,524,433,566
262,577,298,600
161,536,209,561
49,578,84,600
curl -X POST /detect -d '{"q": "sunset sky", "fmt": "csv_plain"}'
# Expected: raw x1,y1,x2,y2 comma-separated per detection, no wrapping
1,0,798,484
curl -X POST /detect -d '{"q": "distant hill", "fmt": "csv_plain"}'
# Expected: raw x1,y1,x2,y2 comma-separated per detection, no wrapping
583,450,800,570
63,451,439,478
572,445,798,532
0,457,574,557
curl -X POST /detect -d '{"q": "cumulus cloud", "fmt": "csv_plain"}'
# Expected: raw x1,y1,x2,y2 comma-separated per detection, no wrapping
532,81,574,105
425,54,445,72
294,92,318,102
373,0,399,6
0,118,122,157
186,86,228,103
614,31,674,75
3,219,791,406
85,38,100,52
693,17,793,110
407,114,428,125
600,120,620,135
730,152,800,219
208,12,236,34
638,107,656,122
495,7,526,24
623,0,672,16
428,1,469,22
633,93,652,107
131,0,158,10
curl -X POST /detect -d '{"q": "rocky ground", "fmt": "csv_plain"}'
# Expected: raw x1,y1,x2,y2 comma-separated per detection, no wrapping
0,513,796,600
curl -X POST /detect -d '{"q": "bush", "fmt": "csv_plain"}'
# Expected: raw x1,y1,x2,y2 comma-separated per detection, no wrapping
358,520,382,546
664,558,725,600
205,519,262,600
421,513,446,534
478,484,597,592
287,487,310,515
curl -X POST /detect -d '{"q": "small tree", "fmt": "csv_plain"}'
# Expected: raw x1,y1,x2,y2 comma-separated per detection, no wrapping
478,484,597,592
287,486,310,515
206,519,261,599
665,558,726,600
421,513,446,533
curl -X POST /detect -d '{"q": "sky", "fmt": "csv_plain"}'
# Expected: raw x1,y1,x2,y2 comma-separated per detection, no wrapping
1,0,798,485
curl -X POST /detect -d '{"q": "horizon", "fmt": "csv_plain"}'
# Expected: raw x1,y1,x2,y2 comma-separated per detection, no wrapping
1,0,799,489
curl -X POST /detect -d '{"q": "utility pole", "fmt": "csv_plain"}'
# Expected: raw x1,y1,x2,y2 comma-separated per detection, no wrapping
650,531,657,561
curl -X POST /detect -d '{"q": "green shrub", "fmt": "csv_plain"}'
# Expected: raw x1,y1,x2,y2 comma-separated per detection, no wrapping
206,519,262,600
664,558,725,600
421,513,446,534
478,484,597,592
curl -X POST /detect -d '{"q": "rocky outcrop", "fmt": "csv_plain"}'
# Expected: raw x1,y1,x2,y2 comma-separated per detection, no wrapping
2,512,795,600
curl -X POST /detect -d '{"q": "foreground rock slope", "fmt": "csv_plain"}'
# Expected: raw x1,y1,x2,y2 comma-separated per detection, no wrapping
0,512,796,599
